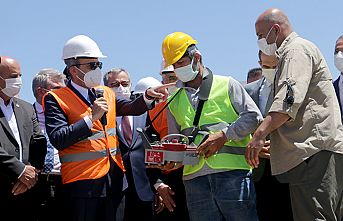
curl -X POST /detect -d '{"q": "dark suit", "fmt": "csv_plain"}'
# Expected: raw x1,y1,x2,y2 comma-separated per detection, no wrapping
0,98,46,221
333,76,343,123
117,112,156,220
245,78,293,221
44,82,149,221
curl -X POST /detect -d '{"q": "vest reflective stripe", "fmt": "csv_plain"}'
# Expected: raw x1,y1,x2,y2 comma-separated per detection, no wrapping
60,148,119,163
82,128,116,141
168,75,251,176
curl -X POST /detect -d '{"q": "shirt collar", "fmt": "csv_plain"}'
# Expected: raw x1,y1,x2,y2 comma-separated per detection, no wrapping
0,96,13,108
339,75,343,86
276,32,298,59
71,80,89,100
34,101,44,114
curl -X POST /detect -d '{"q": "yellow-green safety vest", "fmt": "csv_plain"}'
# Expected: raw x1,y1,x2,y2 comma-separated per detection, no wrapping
168,75,251,175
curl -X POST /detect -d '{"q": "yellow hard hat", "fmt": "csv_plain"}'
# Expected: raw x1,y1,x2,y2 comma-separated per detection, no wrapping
162,32,198,66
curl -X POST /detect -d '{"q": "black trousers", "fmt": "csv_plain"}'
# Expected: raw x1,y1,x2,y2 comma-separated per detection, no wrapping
36,173,63,221
0,187,41,221
62,160,124,221
123,159,154,221
254,159,293,221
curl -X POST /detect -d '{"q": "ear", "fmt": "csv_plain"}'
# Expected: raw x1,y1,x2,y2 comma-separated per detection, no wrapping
68,66,77,75
273,24,281,35
193,50,202,62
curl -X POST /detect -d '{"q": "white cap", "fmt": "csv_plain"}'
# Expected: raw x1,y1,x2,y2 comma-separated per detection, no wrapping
160,60,174,75
134,77,162,94
62,35,106,60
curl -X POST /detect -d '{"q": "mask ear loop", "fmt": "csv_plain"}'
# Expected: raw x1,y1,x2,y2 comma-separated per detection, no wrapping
73,66,87,83
266,25,279,44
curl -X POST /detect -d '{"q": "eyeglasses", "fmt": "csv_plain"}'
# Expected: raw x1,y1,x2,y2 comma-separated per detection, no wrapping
76,61,103,70
109,80,131,88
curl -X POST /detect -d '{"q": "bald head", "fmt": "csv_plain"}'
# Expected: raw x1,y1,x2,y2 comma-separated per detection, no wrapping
0,56,21,101
0,56,21,79
255,8,293,48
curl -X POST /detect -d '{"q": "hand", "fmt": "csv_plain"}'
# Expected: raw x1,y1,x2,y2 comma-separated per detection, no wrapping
259,140,270,159
154,194,165,214
18,165,38,189
146,83,176,100
245,134,266,168
89,97,108,122
12,180,28,195
197,132,227,159
157,183,176,212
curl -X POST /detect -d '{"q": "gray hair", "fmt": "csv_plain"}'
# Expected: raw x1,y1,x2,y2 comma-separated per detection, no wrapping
32,68,65,98
103,68,130,86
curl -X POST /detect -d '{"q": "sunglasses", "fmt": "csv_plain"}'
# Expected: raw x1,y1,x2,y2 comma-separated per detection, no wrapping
76,61,103,70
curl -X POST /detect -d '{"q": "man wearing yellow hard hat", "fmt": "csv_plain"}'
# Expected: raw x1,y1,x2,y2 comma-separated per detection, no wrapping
162,32,263,221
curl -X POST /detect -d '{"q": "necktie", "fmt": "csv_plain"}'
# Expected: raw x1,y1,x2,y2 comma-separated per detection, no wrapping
43,133,54,173
121,116,132,145
88,89,96,105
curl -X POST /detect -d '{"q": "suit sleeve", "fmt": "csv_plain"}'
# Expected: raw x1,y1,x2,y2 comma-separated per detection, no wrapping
0,144,26,181
44,93,92,150
116,95,150,116
28,104,47,170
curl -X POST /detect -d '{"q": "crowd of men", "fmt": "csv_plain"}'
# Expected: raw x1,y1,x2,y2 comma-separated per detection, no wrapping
1,7,343,221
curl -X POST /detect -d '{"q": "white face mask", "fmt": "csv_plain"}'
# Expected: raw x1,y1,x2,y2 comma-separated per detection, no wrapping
174,57,199,82
262,68,276,84
76,67,102,88
257,26,278,56
0,76,22,97
334,51,343,73
113,85,131,100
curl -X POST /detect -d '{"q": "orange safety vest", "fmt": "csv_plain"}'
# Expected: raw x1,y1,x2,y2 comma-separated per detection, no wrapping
48,86,124,184
148,101,168,138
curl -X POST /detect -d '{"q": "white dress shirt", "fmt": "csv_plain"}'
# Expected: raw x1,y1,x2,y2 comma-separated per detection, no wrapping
0,97,23,161
258,78,272,116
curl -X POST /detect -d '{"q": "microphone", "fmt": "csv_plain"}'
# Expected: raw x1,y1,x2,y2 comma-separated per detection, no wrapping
94,88,107,126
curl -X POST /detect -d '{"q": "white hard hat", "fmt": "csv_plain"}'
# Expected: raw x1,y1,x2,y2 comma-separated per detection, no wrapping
160,60,174,75
62,35,106,60
134,77,162,94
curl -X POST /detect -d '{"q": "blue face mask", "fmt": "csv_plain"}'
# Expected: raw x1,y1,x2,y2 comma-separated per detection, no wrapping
174,57,199,82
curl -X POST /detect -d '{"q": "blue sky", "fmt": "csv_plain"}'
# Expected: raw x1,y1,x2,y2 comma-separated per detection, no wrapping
2,0,342,103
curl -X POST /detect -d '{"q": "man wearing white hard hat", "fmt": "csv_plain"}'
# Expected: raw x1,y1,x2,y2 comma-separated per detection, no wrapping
43,35,167,221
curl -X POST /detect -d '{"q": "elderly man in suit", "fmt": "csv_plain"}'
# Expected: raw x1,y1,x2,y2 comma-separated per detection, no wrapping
0,56,46,221
333,35,343,123
104,69,160,221
245,51,293,221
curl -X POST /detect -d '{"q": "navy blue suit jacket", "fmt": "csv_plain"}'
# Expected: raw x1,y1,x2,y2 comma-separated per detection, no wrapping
333,76,343,123
43,81,149,197
117,112,156,202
